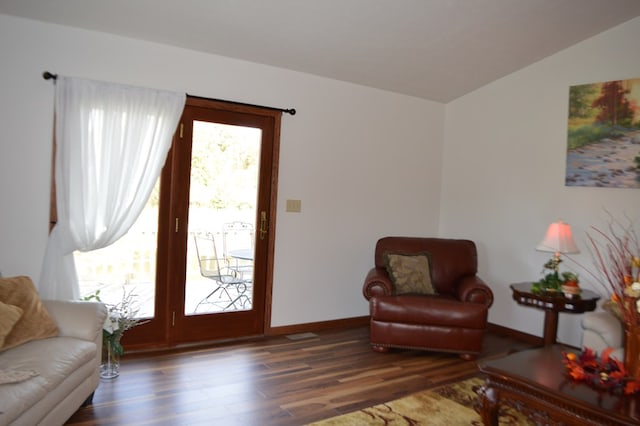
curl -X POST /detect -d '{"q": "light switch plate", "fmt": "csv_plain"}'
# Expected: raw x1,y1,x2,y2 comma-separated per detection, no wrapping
286,199,302,212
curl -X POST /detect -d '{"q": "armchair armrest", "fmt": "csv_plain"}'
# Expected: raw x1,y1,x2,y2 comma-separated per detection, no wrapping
455,276,494,307
363,267,394,300
43,300,107,343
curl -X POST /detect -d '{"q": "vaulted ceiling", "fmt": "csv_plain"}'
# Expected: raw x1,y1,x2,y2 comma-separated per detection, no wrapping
2,0,640,102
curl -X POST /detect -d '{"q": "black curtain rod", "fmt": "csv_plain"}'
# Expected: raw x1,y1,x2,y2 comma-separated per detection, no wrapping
43,71,57,80
187,94,295,115
42,71,296,115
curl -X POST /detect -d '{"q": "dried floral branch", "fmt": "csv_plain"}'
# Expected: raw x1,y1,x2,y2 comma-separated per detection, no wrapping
85,287,149,356
567,211,640,326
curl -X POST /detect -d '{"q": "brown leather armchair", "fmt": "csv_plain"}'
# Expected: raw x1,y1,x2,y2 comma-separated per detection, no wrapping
363,237,494,360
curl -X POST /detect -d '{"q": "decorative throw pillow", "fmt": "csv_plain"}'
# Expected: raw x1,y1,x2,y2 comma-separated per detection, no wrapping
0,276,58,351
384,252,437,295
0,301,23,349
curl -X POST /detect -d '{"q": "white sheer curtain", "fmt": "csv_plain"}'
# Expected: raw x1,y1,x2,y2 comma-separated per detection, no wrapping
39,77,185,300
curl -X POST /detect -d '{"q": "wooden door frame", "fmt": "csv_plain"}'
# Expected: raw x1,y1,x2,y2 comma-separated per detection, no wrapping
179,97,280,339
123,96,282,351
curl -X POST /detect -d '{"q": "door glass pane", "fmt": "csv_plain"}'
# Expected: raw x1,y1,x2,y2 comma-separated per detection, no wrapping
75,179,160,319
185,120,261,316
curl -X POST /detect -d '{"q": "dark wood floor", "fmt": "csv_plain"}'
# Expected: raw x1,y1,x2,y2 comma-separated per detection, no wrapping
66,326,535,425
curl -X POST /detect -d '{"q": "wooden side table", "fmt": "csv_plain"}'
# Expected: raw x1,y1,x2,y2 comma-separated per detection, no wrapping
510,282,600,346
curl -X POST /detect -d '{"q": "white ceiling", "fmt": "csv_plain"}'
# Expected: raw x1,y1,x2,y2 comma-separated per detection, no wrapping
2,0,640,103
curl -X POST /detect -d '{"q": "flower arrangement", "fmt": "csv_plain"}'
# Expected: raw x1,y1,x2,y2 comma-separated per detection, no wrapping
563,347,640,394
581,214,640,325
84,288,147,377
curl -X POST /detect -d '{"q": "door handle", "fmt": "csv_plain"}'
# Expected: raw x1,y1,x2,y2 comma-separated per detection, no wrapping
259,211,268,240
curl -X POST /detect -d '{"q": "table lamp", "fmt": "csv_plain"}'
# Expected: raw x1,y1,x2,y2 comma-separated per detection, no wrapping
536,220,580,272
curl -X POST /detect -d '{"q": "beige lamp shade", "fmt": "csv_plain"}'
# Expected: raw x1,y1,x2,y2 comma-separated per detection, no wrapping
536,220,579,254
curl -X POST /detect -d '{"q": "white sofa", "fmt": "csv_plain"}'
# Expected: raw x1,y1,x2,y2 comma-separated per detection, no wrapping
0,300,107,426
581,309,624,360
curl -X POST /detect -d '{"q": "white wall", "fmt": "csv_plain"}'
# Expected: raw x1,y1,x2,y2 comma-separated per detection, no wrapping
0,14,445,326
442,17,640,347
7,12,635,343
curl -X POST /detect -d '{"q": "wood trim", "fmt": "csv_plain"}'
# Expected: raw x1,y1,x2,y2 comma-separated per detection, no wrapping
263,115,280,333
127,319,542,355
49,115,57,231
267,318,544,345
266,316,370,336
487,322,544,346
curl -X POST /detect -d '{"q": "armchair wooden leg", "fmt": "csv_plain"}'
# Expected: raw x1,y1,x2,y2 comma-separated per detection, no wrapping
372,344,390,353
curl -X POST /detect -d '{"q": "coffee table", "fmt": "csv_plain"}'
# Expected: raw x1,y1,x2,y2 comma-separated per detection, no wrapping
477,346,640,425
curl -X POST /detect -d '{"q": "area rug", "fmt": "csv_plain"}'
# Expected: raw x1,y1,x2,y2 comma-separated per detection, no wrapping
308,377,534,425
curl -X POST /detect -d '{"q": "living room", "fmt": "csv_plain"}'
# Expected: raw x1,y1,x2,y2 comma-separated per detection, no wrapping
1,0,640,393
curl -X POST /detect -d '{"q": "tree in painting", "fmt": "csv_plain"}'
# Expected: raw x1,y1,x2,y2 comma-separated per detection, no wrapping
569,83,597,119
591,80,635,127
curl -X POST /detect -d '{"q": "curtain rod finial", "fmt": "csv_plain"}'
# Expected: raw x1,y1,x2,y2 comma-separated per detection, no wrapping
43,71,58,81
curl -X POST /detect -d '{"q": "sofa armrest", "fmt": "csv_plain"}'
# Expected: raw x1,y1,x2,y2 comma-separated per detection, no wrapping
582,310,623,349
455,276,494,307
363,267,394,300
43,300,107,343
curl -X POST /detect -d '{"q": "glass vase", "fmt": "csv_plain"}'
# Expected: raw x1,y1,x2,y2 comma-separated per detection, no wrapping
624,323,640,379
100,338,120,379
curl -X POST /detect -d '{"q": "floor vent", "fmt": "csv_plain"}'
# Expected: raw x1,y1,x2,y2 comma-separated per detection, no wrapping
285,332,318,341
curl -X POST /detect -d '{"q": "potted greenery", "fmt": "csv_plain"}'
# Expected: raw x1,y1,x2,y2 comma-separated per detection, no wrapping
561,271,579,286
531,272,563,294
531,254,581,296
561,271,581,298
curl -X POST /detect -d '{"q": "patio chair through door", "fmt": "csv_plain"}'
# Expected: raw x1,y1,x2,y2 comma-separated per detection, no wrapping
222,221,255,282
193,232,250,312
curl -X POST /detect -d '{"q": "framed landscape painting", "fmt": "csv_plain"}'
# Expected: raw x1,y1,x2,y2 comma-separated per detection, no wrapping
565,77,640,188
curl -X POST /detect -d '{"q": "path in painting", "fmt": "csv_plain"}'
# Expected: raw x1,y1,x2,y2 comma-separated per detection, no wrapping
566,129,640,188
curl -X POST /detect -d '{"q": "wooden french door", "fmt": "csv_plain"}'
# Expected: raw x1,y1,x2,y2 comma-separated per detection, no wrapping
126,97,280,349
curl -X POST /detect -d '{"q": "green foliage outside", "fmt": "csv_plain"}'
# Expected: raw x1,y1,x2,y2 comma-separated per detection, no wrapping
147,122,260,211
188,122,259,211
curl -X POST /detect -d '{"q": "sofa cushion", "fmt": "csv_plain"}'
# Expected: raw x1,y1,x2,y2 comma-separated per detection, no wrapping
0,336,96,425
384,252,437,295
0,276,58,351
0,301,23,349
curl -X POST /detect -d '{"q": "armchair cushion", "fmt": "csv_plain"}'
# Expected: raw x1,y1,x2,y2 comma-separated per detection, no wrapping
371,296,487,328
384,252,437,295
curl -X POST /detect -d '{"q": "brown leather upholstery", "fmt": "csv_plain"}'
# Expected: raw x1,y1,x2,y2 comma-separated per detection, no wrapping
363,237,494,359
